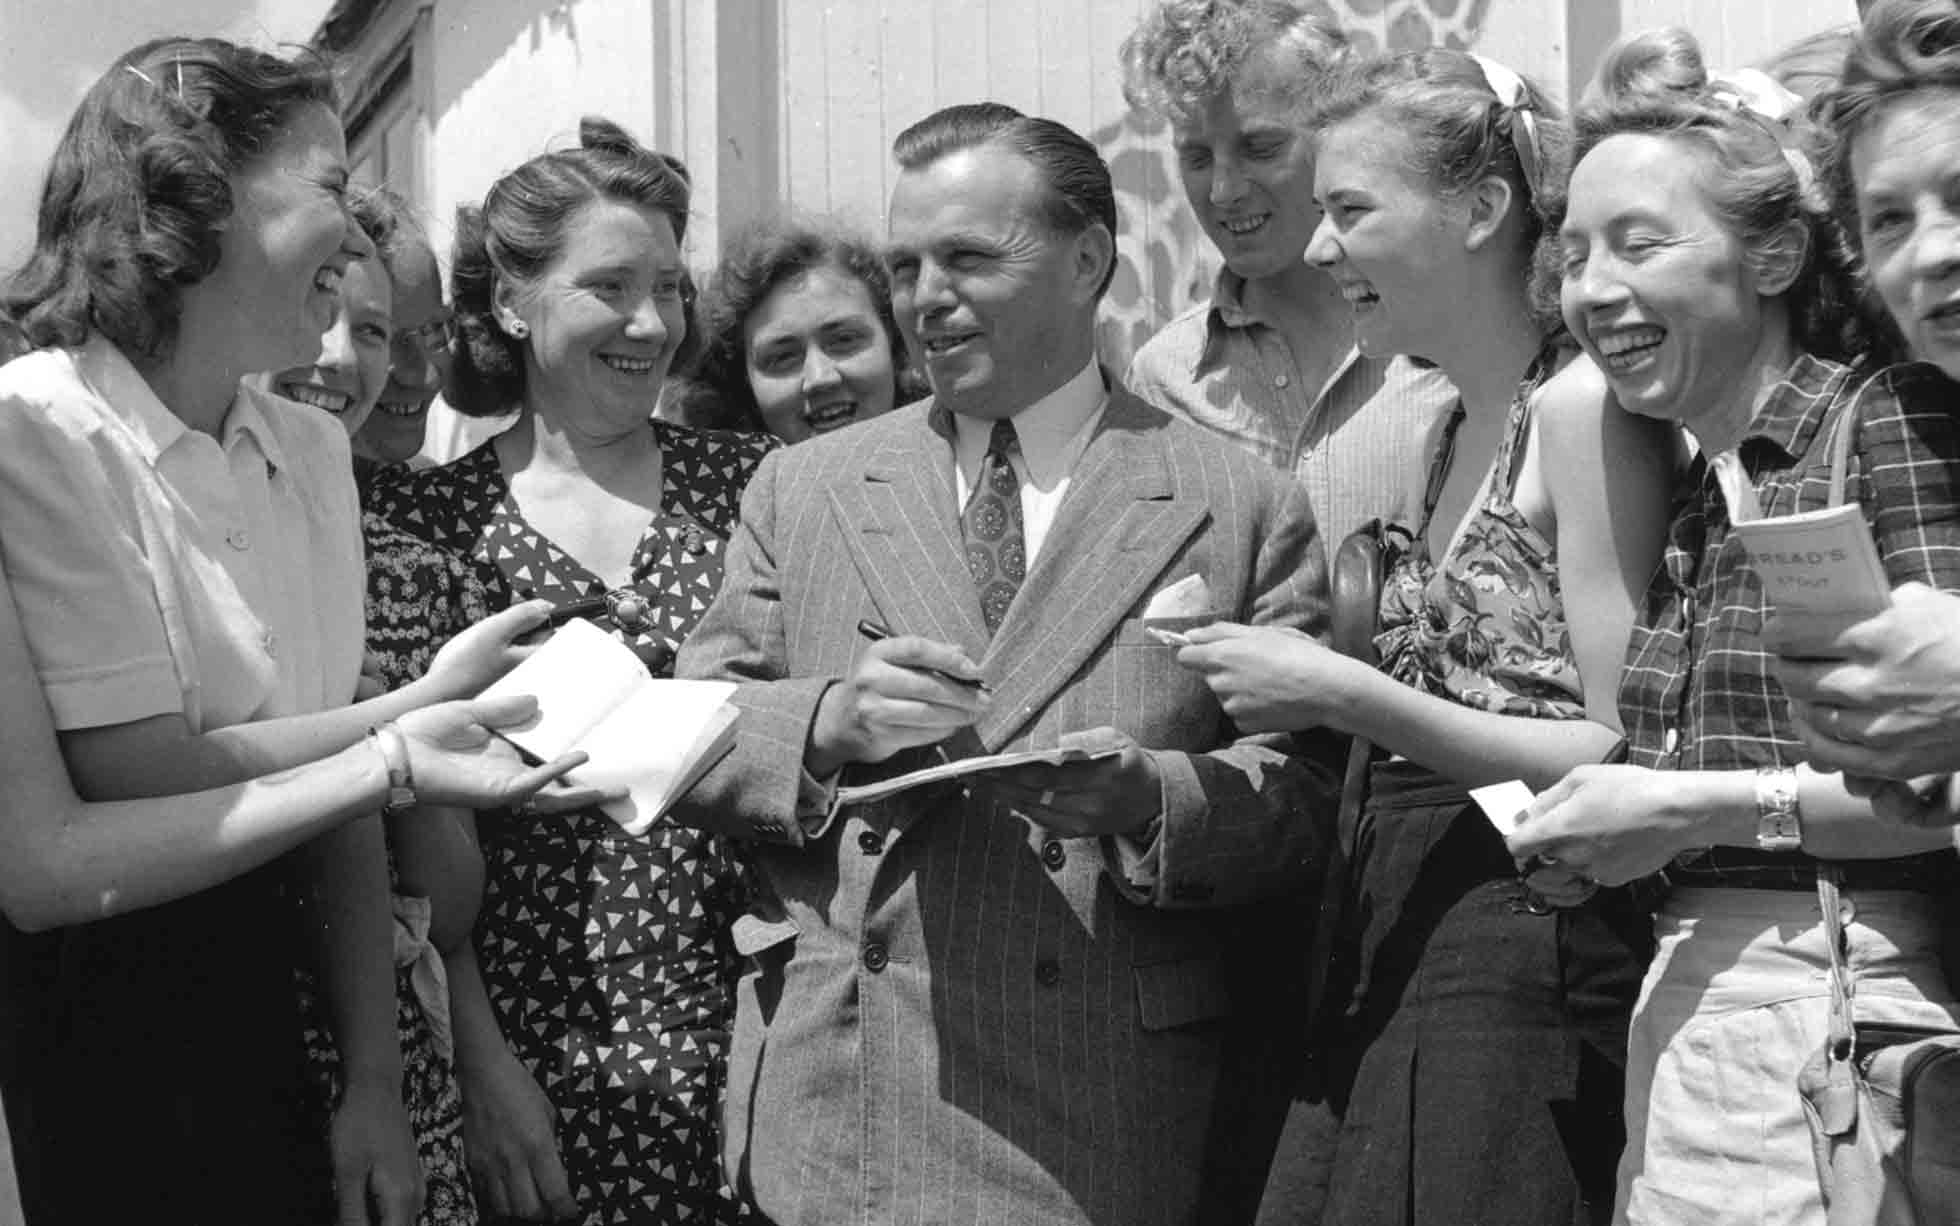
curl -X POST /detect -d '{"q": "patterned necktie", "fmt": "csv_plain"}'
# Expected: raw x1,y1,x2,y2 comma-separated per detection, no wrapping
963,418,1026,634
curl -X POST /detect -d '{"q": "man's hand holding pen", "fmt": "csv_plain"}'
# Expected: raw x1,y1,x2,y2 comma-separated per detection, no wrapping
805,622,991,778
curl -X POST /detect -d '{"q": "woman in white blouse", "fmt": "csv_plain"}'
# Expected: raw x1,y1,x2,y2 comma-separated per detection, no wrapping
0,38,578,1225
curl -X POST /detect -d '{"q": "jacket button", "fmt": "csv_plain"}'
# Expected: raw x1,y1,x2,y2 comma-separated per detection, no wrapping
1034,958,1062,987
862,943,889,972
1041,839,1066,871
857,830,884,855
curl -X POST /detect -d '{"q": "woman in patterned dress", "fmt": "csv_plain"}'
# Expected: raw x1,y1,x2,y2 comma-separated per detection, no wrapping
267,186,496,1225
369,117,774,1225
1178,52,1678,1225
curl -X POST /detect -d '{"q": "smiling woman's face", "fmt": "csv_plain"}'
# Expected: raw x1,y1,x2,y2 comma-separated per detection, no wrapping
742,263,897,443
272,254,393,437
1559,132,1767,429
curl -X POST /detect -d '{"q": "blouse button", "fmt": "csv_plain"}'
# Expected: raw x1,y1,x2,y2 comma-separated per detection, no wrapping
1663,727,1680,755
262,631,278,658
227,528,250,550
683,526,709,555
1273,373,1291,389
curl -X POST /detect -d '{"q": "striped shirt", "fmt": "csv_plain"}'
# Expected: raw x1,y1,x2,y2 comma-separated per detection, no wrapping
1620,354,1960,879
1124,268,1454,550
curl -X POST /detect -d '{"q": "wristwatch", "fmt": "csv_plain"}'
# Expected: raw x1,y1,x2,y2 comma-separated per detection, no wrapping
1754,766,1802,852
368,723,417,813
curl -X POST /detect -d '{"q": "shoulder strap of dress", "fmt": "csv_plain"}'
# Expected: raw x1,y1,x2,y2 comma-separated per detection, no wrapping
1414,399,1468,543
1493,342,1564,501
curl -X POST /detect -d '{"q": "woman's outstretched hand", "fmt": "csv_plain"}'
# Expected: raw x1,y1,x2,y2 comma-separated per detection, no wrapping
394,695,619,813
421,600,555,702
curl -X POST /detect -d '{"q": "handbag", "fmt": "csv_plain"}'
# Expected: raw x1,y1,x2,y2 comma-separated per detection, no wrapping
1797,867,1960,1225
1792,376,1960,1226
1300,519,1398,1031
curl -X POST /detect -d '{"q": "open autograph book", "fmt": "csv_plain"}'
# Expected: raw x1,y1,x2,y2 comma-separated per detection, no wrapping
478,619,738,835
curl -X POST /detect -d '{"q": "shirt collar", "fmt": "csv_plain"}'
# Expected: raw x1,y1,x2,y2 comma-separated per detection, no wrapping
949,357,1105,490
75,333,187,466
1195,267,1260,375
74,333,285,473
1737,351,1853,469
1192,266,1371,397
225,380,289,475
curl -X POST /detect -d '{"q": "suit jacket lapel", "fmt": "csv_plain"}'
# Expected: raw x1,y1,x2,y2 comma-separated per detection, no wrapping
826,402,992,662
977,387,1208,749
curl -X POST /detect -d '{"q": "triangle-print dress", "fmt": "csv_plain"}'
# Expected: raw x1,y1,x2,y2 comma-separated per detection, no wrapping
370,420,776,1225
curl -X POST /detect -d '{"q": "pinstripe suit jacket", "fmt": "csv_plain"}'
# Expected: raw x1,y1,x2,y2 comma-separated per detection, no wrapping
674,381,1339,1226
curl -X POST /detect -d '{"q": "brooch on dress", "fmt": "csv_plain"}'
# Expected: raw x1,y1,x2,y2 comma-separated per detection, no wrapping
534,589,658,636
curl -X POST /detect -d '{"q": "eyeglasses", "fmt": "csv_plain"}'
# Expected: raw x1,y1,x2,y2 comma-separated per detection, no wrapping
393,316,453,361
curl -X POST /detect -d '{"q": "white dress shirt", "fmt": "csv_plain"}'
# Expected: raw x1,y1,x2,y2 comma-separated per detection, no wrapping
950,357,1106,565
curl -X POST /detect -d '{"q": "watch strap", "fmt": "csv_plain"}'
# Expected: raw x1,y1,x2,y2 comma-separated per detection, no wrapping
1754,765,1802,852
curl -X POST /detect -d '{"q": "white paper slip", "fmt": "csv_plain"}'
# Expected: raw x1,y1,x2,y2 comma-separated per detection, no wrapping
1731,501,1890,638
835,743,1123,807
479,619,739,835
1469,779,1536,836
1142,573,1212,622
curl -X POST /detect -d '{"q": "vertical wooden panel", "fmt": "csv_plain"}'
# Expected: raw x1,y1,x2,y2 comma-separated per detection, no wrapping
1035,0,1096,127
878,0,943,231
824,2,891,216
985,0,1046,111
932,0,992,108
714,0,782,244
780,2,832,211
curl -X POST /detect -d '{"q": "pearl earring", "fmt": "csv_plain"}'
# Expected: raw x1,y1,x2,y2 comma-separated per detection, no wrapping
504,318,529,340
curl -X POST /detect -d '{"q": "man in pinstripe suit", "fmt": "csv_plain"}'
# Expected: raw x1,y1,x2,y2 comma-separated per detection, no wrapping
675,103,1339,1226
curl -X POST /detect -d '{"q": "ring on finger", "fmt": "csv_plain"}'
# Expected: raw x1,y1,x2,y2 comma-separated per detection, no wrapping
1824,706,1858,743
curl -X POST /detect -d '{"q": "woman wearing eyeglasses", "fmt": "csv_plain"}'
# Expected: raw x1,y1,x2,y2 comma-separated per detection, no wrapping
348,193,454,480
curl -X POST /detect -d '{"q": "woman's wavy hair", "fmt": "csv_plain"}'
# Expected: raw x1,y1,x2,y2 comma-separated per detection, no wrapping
1302,49,1573,334
1816,0,1960,362
1575,27,1868,363
447,116,695,416
680,218,924,433
2,38,338,360
346,183,425,286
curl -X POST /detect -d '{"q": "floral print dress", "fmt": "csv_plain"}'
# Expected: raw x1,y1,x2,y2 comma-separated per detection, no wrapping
1374,347,1584,719
300,510,498,1226
369,420,775,1226
1317,345,1649,1226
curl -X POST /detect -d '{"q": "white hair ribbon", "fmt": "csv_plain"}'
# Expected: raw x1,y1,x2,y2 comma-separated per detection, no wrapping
1709,69,1820,203
1470,53,1543,201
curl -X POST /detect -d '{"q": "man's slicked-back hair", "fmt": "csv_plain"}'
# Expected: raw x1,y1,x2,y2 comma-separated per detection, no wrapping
892,102,1120,297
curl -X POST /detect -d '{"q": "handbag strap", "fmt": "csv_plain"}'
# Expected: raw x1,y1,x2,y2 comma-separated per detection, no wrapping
1815,866,1858,1056
1811,866,1863,1137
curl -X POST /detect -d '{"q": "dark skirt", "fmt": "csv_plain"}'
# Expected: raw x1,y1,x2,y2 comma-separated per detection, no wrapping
1303,759,1651,1226
7,866,329,1225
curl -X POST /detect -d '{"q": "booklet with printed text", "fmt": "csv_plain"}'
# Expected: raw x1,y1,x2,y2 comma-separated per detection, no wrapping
1732,502,1891,640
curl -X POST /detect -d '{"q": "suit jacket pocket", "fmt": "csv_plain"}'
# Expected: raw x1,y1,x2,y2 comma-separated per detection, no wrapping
1135,956,1233,1031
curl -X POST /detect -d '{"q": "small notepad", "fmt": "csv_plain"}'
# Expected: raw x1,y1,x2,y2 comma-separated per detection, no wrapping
479,620,738,835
